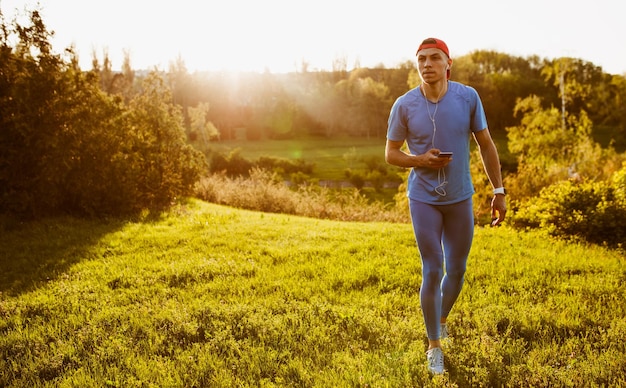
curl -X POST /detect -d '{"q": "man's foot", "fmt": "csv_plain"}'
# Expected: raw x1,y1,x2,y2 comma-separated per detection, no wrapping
426,347,444,374
440,323,449,340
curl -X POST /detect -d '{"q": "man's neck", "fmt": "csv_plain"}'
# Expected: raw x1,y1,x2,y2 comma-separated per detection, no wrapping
421,81,448,103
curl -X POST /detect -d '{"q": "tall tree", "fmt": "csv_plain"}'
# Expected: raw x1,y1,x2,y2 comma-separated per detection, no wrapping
0,9,68,215
1,9,205,217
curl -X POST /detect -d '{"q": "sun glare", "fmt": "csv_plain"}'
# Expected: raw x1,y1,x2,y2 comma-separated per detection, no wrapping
34,0,354,74
2,0,625,75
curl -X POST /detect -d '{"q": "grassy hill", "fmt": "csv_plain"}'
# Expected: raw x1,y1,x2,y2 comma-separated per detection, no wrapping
1,199,624,387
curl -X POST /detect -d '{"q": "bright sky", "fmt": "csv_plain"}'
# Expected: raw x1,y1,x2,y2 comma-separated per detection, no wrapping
2,0,625,75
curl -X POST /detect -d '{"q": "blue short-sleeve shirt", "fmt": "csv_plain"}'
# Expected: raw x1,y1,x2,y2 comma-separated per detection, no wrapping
387,81,488,205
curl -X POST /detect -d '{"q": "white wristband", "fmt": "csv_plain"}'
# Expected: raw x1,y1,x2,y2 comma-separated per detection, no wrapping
493,187,506,195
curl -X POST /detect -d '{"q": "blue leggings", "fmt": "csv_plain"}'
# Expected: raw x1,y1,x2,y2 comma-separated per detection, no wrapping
409,198,474,341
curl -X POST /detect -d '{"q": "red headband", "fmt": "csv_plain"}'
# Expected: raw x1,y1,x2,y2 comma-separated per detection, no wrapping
416,38,450,58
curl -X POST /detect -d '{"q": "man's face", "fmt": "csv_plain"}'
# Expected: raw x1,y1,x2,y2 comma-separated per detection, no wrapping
417,48,450,83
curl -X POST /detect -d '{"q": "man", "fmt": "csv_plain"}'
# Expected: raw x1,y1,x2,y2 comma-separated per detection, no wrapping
385,37,506,374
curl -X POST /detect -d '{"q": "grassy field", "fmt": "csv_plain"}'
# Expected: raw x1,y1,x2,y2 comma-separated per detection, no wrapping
1,199,624,387
206,137,390,181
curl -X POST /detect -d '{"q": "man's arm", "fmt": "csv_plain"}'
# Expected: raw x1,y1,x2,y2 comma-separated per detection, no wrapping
385,139,448,169
473,128,507,225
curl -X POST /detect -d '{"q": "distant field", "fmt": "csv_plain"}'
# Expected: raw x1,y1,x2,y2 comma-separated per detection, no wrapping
204,134,514,208
205,134,515,181
206,137,388,180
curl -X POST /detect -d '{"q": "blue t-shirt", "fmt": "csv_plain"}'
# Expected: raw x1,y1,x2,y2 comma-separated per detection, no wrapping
386,81,488,205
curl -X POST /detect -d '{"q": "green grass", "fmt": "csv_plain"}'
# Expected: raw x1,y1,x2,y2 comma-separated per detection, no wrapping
1,199,624,387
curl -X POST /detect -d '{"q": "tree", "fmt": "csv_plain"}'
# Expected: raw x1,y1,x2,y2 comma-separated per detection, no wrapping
505,95,615,201
0,9,205,217
353,76,391,138
124,73,206,210
0,9,70,215
453,51,550,132
188,102,220,145
334,69,392,138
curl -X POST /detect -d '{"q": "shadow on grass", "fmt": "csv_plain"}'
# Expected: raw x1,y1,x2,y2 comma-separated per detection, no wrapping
0,215,127,297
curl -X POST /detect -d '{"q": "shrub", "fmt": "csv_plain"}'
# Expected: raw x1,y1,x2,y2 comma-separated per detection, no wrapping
344,169,366,190
208,148,253,177
194,168,408,223
257,156,314,175
511,169,626,248
612,161,626,203
367,170,385,192
290,171,317,186
362,155,388,174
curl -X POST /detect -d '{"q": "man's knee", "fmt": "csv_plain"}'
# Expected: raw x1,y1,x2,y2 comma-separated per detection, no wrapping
423,267,444,286
444,270,465,286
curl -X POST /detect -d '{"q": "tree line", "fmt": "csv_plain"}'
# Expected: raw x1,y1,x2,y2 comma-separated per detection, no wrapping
163,46,626,152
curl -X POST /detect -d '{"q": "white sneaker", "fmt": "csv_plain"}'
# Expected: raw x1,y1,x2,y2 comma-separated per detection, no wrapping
440,323,449,340
426,347,444,374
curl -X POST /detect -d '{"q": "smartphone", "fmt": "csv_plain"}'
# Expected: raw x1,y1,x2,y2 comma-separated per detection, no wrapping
438,151,453,158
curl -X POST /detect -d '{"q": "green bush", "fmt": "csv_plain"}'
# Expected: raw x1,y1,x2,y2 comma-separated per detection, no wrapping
289,171,316,186
344,169,366,190
208,148,253,177
362,155,388,175
511,169,626,248
612,161,626,202
257,156,314,175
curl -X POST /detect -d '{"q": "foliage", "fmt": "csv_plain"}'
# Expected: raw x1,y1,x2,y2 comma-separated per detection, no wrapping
121,73,206,210
207,148,254,177
205,144,396,194
344,169,366,190
256,155,314,176
0,200,624,386
393,169,411,214
334,70,393,138
453,51,550,131
187,102,220,143
511,164,626,248
505,95,623,201
502,90,626,247
366,170,386,192
173,50,626,147
613,161,626,202
0,9,70,215
541,57,612,128
469,148,496,224
0,10,205,217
